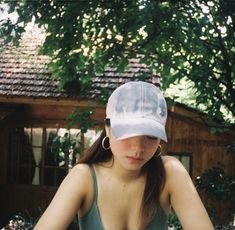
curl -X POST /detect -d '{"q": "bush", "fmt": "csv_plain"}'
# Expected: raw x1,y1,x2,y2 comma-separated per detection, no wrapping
3,215,33,230
167,211,182,229
195,166,235,225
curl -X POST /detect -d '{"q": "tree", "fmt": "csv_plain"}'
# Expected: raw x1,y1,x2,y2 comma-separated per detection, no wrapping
0,0,235,124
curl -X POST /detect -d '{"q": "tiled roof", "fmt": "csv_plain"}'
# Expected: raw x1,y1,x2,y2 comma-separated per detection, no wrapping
0,32,159,101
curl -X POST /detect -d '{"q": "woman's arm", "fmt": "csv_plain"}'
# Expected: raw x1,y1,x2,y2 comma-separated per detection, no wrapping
34,164,90,230
165,156,214,230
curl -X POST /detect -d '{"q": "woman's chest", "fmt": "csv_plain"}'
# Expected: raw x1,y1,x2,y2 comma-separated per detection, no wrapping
98,189,143,229
97,179,144,230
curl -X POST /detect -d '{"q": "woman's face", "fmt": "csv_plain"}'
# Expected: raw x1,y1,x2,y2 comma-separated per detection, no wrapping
106,127,160,171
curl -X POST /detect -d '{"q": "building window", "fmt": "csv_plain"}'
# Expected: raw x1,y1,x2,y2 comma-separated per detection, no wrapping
168,152,192,175
7,127,101,186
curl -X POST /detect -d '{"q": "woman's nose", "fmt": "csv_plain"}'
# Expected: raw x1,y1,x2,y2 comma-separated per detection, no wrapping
131,136,146,153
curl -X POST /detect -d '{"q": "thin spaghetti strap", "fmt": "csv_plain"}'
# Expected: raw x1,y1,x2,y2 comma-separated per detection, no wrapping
89,164,98,201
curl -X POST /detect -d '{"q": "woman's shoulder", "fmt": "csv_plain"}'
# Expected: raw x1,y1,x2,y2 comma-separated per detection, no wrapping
161,155,180,165
61,163,94,191
161,155,188,176
72,163,91,172
70,163,93,180
64,163,94,199
161,155,192,192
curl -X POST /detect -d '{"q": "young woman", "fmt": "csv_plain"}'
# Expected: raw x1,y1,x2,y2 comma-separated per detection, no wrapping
34,81,214,230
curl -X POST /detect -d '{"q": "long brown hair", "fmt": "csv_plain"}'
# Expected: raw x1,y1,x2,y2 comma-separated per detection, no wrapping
78,127,166,229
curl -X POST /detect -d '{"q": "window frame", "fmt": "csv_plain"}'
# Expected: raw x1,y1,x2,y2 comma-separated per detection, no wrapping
7,126,102,186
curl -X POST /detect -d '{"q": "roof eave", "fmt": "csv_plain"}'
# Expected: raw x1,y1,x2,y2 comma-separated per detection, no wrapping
0,95,102,107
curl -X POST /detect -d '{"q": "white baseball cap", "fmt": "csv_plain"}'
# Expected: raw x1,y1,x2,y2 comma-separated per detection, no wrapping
106,81,168,142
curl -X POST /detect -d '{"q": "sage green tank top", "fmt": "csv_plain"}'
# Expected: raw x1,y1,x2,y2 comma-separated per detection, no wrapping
78,165,167,230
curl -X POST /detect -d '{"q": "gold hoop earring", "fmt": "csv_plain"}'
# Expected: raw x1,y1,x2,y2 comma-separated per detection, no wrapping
102,136,110,150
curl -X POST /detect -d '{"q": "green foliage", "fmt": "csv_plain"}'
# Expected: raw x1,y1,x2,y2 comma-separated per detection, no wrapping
51,132,82,169
4,215,33,230
1,0,235,123
3,207,43,230
66,107,96,133
196,167,235,202
3,209,78,230
196,166,235,223
167,211,182,229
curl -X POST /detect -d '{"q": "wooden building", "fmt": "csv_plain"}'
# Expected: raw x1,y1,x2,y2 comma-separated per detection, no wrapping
0,34,234,226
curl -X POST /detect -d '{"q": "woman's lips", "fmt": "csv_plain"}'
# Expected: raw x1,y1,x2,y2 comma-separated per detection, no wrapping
126,156,143,163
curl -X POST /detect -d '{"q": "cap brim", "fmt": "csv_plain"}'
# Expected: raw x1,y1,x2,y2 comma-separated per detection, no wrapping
110,118,167,142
